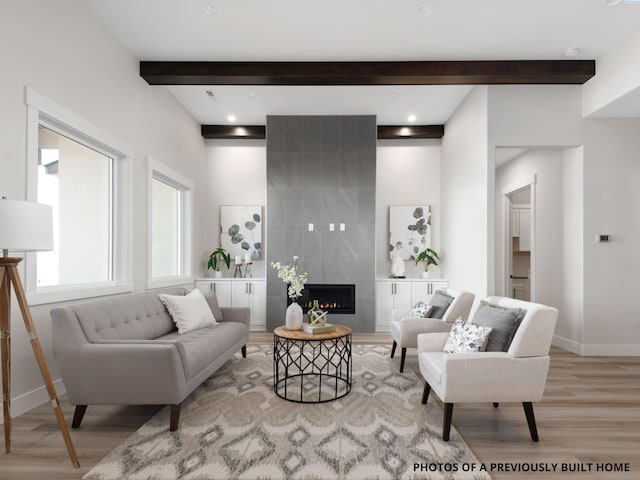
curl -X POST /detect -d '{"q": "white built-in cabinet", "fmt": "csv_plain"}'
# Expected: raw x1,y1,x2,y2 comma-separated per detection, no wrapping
511,206,531,252
195,279,266,331
375,279,449,332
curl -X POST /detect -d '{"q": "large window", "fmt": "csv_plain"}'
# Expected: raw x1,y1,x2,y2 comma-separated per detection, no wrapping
147,158,193,289
26,88,133,304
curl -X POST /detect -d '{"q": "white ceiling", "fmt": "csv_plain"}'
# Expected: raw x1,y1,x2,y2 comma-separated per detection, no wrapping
82,0,640,125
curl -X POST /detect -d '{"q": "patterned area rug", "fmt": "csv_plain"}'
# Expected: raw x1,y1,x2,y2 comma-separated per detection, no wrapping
84,344,490,480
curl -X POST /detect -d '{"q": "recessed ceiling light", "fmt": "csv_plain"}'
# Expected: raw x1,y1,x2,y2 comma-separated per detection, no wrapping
563,47,580,57
416,3,433,16
408,114,417,122
202,4,219,15
602,0,622,6
227,115,236,122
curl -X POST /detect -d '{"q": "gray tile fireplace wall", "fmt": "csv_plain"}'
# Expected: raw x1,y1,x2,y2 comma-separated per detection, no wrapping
266,115,376,332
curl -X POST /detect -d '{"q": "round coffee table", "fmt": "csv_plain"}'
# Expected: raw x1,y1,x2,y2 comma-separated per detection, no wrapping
273,324,352,403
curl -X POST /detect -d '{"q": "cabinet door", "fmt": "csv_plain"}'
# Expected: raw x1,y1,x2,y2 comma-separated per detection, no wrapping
231,282,251,308
518,209,531,251
511,210,520,237
375,282,412,332
231,281,266,331
196,280,232,307
411,281,449,303
394,282,412,309
248,281,266,331
375,282,395,332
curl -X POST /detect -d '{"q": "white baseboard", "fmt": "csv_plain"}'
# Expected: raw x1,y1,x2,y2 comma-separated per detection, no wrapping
552,334,582,354
553,335,640,356
0,379,66,425
581,343,640,356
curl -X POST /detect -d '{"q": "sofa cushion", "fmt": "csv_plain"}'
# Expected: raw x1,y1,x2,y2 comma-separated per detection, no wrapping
74,288,184,342
159,289,218,334
159,321,247,379
204,292,224,322
471,300,525,351
443,318,492,353
429,290,454,319
418,351,446,384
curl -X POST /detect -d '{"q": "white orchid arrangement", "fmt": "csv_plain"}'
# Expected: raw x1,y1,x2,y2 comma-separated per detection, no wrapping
271,256,308,300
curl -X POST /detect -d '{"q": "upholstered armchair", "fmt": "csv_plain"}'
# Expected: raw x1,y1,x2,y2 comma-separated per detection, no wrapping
390,288,475,372
418,296,558,441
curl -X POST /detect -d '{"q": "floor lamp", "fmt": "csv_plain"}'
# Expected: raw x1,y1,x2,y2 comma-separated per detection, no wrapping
0,198,79,468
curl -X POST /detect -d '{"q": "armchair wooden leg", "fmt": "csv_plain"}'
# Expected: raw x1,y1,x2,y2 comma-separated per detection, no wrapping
390,341,397,358
523,402,539,442
443,403,454,441
493,402,499,408
169,404,181,432
399,348,407,372
241,345,247,358
421,382,431,405
71,405,87,429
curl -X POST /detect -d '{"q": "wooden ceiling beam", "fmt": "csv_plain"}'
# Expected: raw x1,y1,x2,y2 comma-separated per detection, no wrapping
201,124,445,140
141,60,595,86
377,125,444,139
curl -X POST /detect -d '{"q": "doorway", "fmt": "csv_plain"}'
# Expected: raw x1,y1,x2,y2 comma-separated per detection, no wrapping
501,175,536,302
509,187,531,301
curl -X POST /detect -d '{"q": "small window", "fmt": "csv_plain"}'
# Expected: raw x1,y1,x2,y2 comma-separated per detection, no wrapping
25,88,133,305
147,158,193,289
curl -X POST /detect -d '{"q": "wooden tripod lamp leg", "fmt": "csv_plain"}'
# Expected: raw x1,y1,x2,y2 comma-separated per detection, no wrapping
6,265,80,468
1,266,11,454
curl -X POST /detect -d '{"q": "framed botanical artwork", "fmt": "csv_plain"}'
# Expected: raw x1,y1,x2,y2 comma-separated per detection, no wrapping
220,206,263,261
389,205,432,260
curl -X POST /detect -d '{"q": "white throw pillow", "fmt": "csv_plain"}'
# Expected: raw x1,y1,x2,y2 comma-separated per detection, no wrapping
443,317,492,353
402,301,434,319
159,289,218,335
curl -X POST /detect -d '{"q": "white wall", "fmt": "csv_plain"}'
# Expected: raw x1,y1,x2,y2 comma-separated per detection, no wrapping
583,26,640,117
487,85,640,355
203,140,267,277
1,0,207,418
561,147,584,351
581,119,640,355
376,139,441,279
440,86,490,299
495,148,581,348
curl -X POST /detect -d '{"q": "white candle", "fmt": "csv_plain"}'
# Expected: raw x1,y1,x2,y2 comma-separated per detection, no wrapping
245,253,251,264
235,255,241,264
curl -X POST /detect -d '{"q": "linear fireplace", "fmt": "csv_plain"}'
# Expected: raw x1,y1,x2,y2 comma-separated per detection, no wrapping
289,284,356,315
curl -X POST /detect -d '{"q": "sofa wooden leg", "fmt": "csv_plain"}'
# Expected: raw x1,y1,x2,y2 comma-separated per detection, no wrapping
399,348,407,372
241,345,247,358
169,404,181,432
443,403,454,441
523,402,539,442
493,402,499,408
390,341,397,358
421,382,431,405
71,405,87,429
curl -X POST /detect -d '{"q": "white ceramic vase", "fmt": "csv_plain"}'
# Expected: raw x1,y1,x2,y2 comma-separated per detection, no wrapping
422,270,430,279
285,301,303,330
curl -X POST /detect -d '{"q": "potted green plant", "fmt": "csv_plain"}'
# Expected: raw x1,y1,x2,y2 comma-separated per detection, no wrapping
207,247,231,278
415,248,439,278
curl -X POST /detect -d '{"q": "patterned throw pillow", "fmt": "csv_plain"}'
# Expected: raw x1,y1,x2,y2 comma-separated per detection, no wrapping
443,318,493,353
404,301,433,319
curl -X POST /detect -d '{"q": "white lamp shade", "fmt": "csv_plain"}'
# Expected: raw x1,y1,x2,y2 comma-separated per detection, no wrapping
0,199,54,252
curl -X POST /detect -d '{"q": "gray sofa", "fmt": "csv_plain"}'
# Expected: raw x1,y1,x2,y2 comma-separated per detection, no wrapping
51,287,249,431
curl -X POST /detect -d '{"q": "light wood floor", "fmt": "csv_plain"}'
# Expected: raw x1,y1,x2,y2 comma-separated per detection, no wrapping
1,333,639,480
